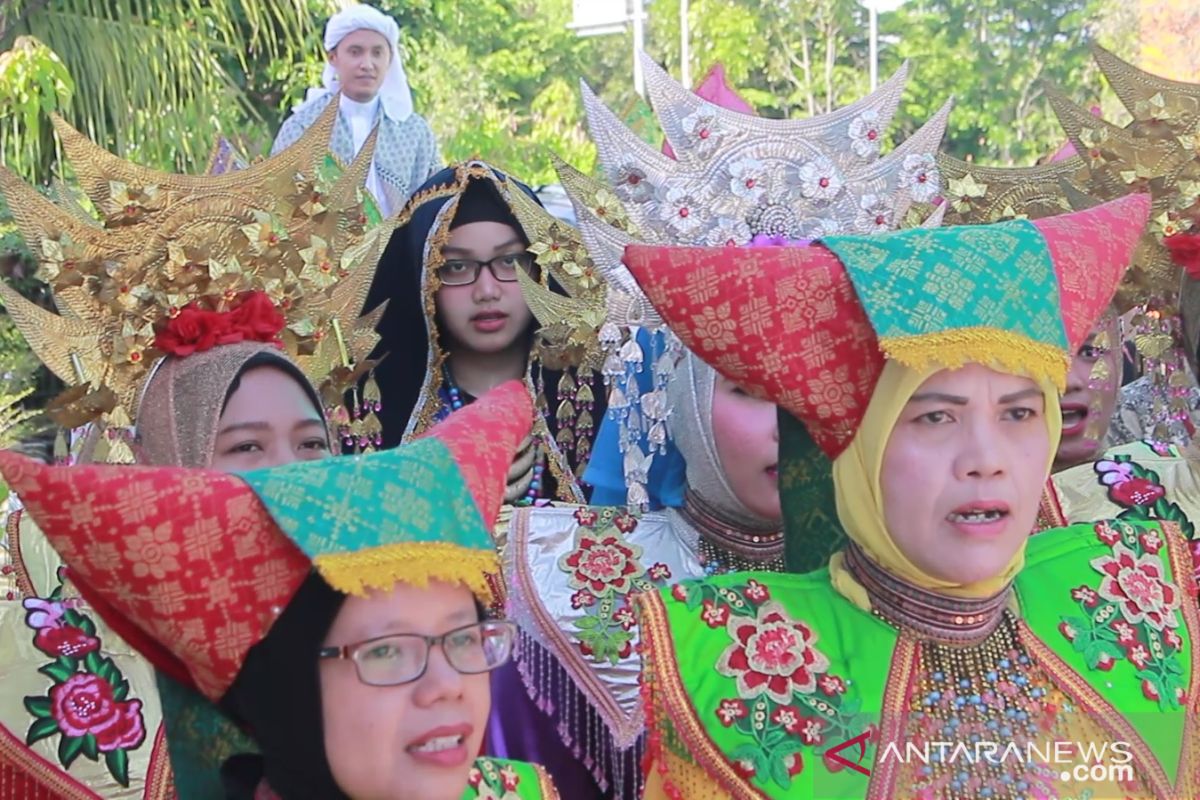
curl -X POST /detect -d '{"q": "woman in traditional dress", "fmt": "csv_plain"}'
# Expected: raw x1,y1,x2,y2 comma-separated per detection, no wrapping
367,161,599,503
615,193,1200,800
486,58,952,797
0,382,559,800
0,127,386,799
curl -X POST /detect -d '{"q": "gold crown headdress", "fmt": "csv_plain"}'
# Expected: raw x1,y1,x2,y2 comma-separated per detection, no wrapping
0,99,391,460
1046,45,1200,443
531,55,950,506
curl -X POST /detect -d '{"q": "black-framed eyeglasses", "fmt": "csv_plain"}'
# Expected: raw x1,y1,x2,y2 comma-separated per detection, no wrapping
317,620,516,686
436,252,536,286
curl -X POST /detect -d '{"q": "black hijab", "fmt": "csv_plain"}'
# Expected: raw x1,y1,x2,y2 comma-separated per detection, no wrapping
220,572,347,799
364,163,538,450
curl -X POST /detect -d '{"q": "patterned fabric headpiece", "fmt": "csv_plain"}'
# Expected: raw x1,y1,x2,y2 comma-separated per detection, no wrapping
620,194,1151,460
551,54,950,505
0,96,391,455
0,380,532,701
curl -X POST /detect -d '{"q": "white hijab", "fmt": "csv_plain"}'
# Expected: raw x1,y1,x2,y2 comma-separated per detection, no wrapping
295,4,413,122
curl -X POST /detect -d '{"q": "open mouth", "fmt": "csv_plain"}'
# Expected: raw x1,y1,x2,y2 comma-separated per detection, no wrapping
408,734,463,754
946,501,1011,531
1060,402,1089,435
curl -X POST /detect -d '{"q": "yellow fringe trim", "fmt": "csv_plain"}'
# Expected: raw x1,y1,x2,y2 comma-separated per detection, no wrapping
313,543,499,604
879,327,1069,392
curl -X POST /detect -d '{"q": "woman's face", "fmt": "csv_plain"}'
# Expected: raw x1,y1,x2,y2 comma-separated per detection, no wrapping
320,581,491,800
880,364,1051,585
711,376,781,520
1055,314,1121,471
327,29,391,103
434,221,534,357
210,366,330,471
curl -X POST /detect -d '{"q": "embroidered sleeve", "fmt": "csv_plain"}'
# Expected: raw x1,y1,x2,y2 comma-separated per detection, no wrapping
1058,520,1187,708
649,578,871,793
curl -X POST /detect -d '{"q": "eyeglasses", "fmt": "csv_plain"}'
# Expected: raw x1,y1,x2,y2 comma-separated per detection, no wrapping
436,252,536,286
317,620,517,686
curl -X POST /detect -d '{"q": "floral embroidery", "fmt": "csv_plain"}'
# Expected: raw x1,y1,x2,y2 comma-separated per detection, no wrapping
558,508,672,664
465,758,527,799
1093,455,1194,538
1059,520,1187,709
847,110,883,158
22,569,146,786
670,579,866,790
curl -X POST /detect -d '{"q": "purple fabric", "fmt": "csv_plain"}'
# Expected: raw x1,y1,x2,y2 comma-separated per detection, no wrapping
486,662,606,799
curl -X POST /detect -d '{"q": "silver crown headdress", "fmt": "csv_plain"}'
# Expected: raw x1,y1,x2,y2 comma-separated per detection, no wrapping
566,53,951,507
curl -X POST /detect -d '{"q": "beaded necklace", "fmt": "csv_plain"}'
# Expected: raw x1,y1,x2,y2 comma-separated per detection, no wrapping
678,490,784,575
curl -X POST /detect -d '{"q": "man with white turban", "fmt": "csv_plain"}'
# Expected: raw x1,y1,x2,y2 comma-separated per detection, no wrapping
272,4,441,217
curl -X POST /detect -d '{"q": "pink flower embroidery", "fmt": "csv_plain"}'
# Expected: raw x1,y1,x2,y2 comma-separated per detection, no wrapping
570,589,596,609
1092,544,1182,631
716,698,748,727
798,716,825,746
1071,586,1100,607
648,563,672,582
1094,521,1122,547
573,508,599,527
770,704,802,734
562,534,641,594
716,601,831,704
744,579,770,604
614,606,637,631
818,674,846,696
702,599,731,628
1111,620,1138,645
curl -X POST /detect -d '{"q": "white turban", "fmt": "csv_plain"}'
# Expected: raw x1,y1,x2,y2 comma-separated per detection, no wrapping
296,4,413,121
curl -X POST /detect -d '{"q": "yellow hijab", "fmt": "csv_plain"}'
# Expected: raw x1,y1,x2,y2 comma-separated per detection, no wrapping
829,360,1063,610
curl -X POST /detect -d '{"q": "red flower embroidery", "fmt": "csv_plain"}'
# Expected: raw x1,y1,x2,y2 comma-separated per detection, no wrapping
1096,652,1116,671
1126,644,1151,670
50,674,145,752
1071,585,1099,607
468,767,483,788
733,758,757,780
1092,544,1182,631
716,698,748,727
573,508,600,527
1142,678,1160,701
1139,530,1163,555
701,599,731,628
500,764,520,791
1165,628,1183,650
563,534,641,593
744,579,770,604
770,704,802,734
1111,620,1138,645
1094,522,1121,547
614,606,637,631
1110,477,1166,508
1058,621,1078,642
613,512,638,534
784,752,804,778
648,562,672,582
716,601,831,704
818,674,846,696
670,584,690,603
797,716,825,746
34,625,100,659
570,589,596,609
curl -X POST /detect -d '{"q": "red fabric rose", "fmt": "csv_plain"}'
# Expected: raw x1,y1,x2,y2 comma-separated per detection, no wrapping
34,625,100,658
1165,232,1200,279
154,291,284,357
227,291,286,343
49,673,146,752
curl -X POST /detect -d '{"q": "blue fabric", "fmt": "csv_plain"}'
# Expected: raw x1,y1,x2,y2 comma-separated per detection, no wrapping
583,329,687,509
